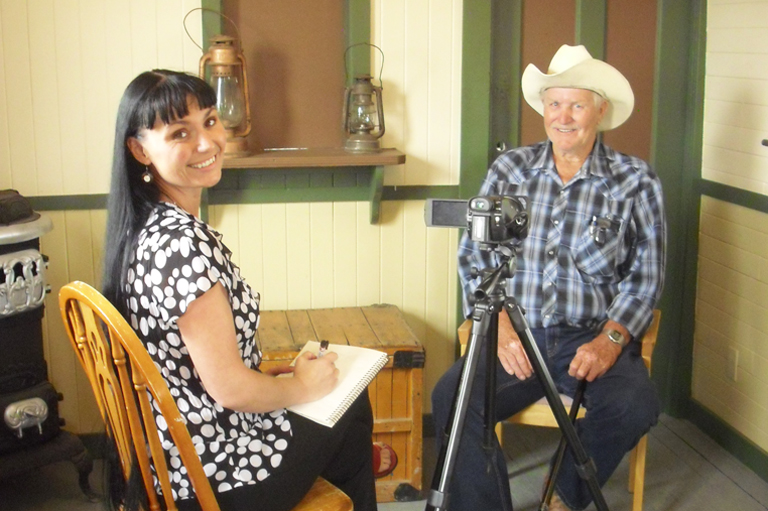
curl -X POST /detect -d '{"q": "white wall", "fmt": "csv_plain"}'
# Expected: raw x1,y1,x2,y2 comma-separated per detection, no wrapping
694,0,768,451
2,0,465,433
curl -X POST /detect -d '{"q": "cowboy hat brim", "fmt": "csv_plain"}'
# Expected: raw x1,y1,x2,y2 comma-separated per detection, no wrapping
521,58,634,131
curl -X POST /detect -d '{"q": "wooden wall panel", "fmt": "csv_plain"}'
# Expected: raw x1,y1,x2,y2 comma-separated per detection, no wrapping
285,203,312,310
333,202,359,307
373,0,463,186
309,203,335,308
28,0,63,196
0,2,9,188
356,202,382,306
0,0,202,196
39,210,107,435
693,197,768,453
703,1,768,195
1,1,37,194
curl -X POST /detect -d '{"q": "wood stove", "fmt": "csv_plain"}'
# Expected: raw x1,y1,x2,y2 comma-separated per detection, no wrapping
0,206,95,500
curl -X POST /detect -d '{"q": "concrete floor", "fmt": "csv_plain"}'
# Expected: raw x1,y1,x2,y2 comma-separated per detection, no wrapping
1,414,767,511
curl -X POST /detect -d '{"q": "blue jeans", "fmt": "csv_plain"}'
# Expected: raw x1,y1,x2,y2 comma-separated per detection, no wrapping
431,325,660,511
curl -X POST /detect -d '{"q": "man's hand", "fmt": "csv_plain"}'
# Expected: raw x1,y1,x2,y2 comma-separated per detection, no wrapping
497,312,533,379
568,321,629,381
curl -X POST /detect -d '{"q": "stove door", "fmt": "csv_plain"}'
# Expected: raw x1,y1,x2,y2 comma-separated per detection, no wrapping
0,381,61,454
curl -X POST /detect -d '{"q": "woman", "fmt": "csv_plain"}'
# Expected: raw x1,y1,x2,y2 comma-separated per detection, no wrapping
102,69,379,511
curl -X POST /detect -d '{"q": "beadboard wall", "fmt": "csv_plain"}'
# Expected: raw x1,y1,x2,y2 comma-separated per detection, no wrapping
694,0,768,452
2,0,464,433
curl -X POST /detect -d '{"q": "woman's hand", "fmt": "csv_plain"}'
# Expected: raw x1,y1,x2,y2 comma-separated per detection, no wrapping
292,352,340,402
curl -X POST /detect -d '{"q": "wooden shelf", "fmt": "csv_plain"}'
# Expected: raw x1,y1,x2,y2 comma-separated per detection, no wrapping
222,147,405,169
220,148,406,224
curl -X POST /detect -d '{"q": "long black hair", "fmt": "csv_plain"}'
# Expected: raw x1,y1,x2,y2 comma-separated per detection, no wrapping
102,70,217,511
102,70,216,313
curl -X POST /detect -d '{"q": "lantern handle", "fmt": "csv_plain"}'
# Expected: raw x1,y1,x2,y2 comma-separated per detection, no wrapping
183,7,243,53
344,43,385,89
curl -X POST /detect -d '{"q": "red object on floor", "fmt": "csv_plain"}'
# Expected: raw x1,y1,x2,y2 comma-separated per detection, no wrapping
372,443,398,479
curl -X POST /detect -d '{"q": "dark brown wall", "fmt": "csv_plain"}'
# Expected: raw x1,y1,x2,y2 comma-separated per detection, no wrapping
520,0,575,147
224,1,345,150
603,0,656,162
519,0,656,162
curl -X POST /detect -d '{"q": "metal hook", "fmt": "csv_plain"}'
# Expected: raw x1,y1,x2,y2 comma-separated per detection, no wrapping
183,7,243,52
344,43,385,88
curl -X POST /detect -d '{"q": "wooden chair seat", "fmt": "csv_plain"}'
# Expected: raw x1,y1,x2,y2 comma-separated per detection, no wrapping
458,310,661,511
59,281,352,511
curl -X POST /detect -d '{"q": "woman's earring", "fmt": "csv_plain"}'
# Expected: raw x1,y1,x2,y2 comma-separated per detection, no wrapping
142,166,153,184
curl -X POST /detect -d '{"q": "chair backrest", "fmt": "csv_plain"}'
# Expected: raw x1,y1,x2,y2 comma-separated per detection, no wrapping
59,281,220,511
641,309,661,374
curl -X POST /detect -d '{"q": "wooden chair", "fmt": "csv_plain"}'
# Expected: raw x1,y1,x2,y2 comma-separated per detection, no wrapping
59,281,352,511
458,310,661,511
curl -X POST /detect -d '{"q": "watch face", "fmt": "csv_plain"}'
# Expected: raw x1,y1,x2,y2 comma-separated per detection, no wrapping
606,330,625,345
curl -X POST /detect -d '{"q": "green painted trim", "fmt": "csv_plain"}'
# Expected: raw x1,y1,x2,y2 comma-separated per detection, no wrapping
687,400,768,483
575,0,607,59
27,195,107,211
21,186,460,213
209,188,369,204
700,180,768,215
489,0,522,163
208,185,460,205
676,1,708,417
458,0,492,332
650,0,707,416
344,0,372,86
369,166,384,223
200,0,223,49
459,0,492,200
200,189,209,223
382,186,460,201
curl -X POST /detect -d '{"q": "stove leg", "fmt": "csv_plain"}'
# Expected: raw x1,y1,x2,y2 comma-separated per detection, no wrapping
70,440,99,502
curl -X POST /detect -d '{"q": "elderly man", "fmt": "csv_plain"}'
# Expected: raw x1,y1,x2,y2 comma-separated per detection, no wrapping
432,45,666,511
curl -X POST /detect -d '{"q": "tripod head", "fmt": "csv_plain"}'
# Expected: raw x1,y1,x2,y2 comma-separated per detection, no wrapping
468,244,518,315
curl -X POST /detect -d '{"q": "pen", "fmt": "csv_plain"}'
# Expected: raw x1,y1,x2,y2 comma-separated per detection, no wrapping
318,340,329,357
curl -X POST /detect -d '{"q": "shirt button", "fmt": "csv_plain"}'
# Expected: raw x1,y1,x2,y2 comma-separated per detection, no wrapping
548,250,555,256
553,220,559,225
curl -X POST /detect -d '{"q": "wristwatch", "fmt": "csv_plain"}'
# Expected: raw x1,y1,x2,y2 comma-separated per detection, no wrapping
604,329,628,348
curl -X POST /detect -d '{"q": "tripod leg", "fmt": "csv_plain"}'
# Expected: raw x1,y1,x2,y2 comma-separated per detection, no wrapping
503,300,609,511
541,379,587,509
426,307,494,511
483,312,499,467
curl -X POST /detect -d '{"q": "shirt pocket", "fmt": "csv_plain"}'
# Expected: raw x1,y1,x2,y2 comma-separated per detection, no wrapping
570,198,630,283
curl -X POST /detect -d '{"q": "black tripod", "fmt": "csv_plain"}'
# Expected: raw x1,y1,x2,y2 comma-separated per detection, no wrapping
426,248,608,511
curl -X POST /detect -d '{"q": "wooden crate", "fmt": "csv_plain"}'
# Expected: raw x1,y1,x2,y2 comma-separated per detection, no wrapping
256,304,425,503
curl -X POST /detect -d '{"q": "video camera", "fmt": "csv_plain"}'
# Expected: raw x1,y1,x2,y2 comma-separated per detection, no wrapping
424,195,529,245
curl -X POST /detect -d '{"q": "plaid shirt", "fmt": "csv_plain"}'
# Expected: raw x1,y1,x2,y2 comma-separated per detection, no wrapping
458,140,666,339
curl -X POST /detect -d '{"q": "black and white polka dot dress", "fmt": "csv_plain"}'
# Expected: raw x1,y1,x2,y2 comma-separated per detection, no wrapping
124,202,292,501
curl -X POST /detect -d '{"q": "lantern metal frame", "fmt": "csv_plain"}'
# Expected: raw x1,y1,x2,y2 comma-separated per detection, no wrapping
343,43,386,153
185,8,252,157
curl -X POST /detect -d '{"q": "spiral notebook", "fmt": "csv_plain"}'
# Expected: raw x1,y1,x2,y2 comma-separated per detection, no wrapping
286,341,389,427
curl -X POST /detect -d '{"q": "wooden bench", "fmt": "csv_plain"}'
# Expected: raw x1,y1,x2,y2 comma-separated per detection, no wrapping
256,304,425,503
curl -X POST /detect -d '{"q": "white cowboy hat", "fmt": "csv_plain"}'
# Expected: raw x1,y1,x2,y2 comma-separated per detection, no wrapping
521,44,634,131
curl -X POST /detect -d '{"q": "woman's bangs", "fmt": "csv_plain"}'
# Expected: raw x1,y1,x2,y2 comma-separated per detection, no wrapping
136,74,217,129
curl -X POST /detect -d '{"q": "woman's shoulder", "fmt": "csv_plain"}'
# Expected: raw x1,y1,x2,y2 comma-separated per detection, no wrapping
138,203,222,251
